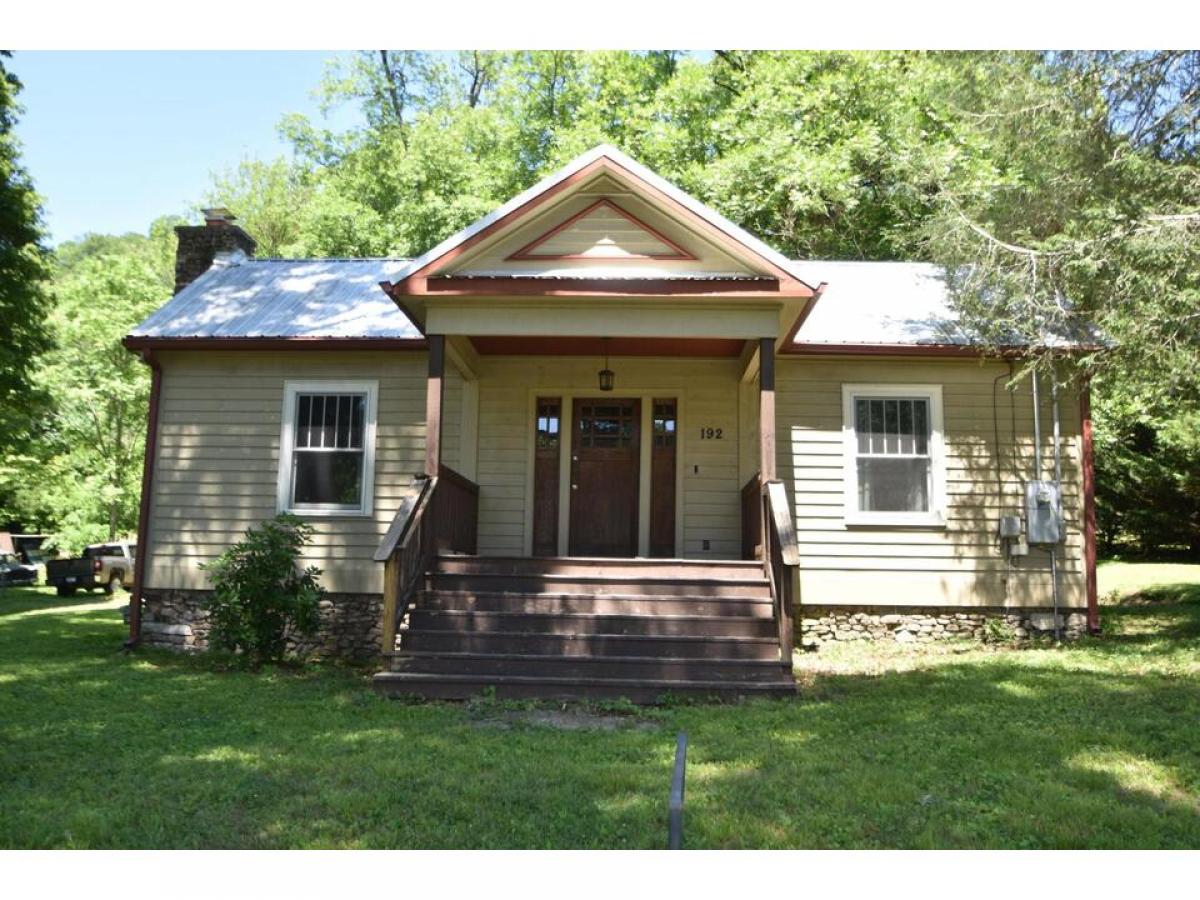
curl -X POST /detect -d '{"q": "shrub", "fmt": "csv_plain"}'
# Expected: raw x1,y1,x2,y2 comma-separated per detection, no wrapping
199,514,323,664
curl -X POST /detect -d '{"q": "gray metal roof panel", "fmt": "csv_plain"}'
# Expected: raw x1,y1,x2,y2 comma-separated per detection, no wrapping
790,261,1098,348
130,256,421,339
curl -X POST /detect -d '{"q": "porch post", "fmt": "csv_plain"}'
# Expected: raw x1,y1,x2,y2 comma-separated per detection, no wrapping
425,334,445,477
758,337,776,482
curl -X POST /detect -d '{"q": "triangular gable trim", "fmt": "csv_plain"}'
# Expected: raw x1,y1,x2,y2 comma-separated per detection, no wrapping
507,198,696,261
386,145,817,296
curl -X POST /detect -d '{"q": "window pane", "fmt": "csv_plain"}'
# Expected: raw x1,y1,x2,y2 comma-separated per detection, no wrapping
297,395,313,448
913,401,928,454
336,395,352,448
898,400,914,454
869,400,885,453
349,395,365,449
857,458,930,512
321,395,338,447
855,399,871,453
293,451,363,506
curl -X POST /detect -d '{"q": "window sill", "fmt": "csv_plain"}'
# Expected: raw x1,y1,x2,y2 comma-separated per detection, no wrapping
844,512,946,529
282,507,373,519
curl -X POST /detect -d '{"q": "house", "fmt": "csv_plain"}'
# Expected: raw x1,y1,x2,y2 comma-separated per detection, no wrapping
123,145,1099,700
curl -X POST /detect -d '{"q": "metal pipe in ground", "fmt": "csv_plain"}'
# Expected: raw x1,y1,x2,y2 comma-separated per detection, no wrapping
668,732,688,849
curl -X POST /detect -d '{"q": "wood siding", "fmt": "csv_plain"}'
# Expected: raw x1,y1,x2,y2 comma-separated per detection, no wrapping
474,356,744,559
145,350,461,594
777,357,1086,608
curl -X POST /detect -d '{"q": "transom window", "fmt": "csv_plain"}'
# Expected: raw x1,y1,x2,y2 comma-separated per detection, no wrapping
842,385,945,527
278,381,377,516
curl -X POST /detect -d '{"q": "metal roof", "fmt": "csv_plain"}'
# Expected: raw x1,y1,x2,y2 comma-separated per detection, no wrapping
790,261,1097,348
130,254,421,339
129,252,1097,350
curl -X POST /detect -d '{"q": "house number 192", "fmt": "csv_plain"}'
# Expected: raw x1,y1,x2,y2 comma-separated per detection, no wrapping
699,427,723,439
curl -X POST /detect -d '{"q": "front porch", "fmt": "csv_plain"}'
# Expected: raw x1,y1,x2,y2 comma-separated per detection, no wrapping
371,335,800,701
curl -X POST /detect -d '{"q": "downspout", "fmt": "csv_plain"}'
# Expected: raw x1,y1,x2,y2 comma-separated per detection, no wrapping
1050,369,1063,640
1080,380,1101,633
126,349,163,648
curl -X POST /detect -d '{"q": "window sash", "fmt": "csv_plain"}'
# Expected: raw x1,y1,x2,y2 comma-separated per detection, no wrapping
842,385,945,526
279,381,377,516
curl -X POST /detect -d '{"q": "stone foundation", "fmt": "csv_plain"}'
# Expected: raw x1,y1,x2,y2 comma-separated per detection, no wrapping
140,589,382,662
799,607,1088,650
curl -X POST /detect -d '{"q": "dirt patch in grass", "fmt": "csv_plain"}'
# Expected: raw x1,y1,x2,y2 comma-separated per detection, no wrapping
471,707,661,732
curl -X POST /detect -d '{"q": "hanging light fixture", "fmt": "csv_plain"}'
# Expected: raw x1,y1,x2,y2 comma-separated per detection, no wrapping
598,339,615,392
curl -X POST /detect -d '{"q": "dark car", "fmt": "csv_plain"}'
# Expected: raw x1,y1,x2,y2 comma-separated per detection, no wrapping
0,552,38,587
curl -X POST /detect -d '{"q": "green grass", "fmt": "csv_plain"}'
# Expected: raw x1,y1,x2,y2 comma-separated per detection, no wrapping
2,568,1199,849
1099,560,1200,604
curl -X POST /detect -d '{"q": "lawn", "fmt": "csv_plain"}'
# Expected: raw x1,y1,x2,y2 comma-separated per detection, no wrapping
1,566,1198,849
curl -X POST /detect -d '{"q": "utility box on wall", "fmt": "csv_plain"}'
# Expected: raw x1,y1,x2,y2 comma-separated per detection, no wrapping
1025,481,1062,544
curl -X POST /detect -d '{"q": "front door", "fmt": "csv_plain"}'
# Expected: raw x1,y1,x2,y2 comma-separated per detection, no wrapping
569,398,641,556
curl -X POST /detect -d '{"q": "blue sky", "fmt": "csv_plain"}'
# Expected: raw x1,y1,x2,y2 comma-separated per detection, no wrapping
10,51,361,245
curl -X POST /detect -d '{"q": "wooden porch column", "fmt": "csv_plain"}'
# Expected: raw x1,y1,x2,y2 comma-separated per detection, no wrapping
425,334,445,477
759,337,776,482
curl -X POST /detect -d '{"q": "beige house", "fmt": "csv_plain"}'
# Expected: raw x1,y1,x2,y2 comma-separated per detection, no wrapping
124,145,1099,700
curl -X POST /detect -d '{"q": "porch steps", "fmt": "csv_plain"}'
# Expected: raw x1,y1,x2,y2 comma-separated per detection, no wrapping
374,556,796,702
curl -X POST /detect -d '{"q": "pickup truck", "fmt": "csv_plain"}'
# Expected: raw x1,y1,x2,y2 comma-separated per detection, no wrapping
45,542,137,597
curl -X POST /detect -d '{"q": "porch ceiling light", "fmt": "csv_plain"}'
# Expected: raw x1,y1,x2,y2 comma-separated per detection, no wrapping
599,342,615,392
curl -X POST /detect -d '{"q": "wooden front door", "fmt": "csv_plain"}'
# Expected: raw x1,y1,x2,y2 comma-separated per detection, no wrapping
569,398,641,557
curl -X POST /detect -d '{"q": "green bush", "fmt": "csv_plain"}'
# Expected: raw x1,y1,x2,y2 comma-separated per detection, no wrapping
199,514,323,664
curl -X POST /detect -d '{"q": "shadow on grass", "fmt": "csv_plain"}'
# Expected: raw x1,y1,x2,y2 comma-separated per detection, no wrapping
0,585,114,619
1,602,1198,848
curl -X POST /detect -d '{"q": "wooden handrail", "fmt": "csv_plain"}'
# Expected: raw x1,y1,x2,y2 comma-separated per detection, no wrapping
374,474,435,563
761,479,800,668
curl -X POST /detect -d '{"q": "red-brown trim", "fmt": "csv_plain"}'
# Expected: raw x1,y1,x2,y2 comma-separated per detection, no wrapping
470,336,745,357
127,350,162,648
422,277,796,298
390,154,816,298
507,198,696,261
786,341,1103,358
1081,380,1100,634
780,282,827,348
121,336,427,352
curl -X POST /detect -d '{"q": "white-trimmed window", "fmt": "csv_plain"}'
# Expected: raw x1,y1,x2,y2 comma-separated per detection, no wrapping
278,380,378,516
842,384,945,527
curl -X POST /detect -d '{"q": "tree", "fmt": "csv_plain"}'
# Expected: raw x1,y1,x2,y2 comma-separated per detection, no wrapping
0,51,53,525
3,235,168,552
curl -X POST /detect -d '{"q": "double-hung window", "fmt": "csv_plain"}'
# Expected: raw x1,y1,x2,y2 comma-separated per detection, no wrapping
278,381,377,516
842,384,945,527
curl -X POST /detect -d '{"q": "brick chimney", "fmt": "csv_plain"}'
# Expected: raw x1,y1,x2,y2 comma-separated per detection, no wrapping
173,208,258,294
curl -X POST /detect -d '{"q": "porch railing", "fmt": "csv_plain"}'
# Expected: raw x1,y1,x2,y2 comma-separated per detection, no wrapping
744,473,799,667
374,464,479,654
763,479,800,667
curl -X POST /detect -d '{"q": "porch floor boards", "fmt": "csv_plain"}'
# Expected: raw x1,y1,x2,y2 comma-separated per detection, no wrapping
373,555,796,702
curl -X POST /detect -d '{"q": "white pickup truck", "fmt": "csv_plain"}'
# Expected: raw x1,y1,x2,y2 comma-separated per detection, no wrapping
45,541,137,597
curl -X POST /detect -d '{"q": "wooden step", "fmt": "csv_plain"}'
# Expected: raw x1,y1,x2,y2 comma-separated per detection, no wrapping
418,590,774,618
399,629,781,660
407,608,776,638
373,671,796,702
386,651,790,683
427,572,771,599
434,555,765,580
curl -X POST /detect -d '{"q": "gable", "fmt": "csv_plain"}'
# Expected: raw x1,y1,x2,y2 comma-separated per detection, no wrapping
444,170,762,278
508,198,694,261
382,146,818,322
